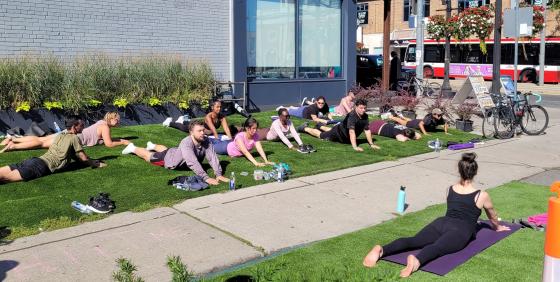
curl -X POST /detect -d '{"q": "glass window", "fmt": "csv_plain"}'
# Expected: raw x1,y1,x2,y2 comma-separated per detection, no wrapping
518,43,539,65
501,44,514,65
458,0,488,13
404,0,430,21
545,43,560,66
247,0,296,80
424,45,442,62
405,44,416,62
462,44,482,63
298,0,342,79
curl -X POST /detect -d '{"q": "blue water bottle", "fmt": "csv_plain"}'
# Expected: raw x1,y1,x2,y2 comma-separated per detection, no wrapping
53,122,61,133
229,172,236,190
71,201,92,214
396,186,406,214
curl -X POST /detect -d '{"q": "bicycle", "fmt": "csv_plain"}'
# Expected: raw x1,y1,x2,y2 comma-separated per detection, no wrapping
395,73,441,98
483,92,549,139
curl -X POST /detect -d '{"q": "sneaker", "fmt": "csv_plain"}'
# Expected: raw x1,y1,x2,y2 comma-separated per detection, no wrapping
301,97,308,106
175,115,185,124
297,144,310,154
162,117,172,127
88,195,113,214
310,97,315,103
296,122,309,133
146,141,156,151
380,113,392,120
121,143,136,155
305,144,316,153
275,106,286,111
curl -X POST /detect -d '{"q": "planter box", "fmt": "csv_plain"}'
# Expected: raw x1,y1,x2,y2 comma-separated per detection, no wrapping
455,119,474,132
402,110,417,120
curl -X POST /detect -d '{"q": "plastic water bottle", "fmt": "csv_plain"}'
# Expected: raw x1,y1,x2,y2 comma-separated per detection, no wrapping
229,172,236,190
434,138,441,153
53,122,61,133
277,167,284,183
183,114,191,122
71,201,92,214
396,186,407,214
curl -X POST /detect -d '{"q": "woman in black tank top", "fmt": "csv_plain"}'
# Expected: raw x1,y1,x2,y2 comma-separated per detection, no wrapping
363,153,511,278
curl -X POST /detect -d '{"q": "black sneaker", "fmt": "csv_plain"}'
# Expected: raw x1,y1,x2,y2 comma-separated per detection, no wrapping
88,193,115,213
296,122,309,133
297,144,310,154
305,144,316,153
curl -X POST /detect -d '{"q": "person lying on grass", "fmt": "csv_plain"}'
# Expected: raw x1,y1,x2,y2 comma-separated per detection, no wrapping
368,120,421,142
387,108,449,136
256,108,310,153
296,98,380,152
163,100,239,141
278,96,335,125
121,120,229,186
363,152,510,278
333,91,355,116
0,112,129,153
0,116,106,184
211,117,274,167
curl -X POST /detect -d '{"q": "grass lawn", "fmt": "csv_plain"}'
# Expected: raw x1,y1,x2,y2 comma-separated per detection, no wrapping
0,111,478,240
208,181,550,281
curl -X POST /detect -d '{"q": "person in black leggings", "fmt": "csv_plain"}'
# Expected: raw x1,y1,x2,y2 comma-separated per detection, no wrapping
362,153,511,278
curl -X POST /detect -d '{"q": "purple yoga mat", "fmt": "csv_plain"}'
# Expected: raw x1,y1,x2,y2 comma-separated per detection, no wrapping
448,143,475,150
381,221,521,276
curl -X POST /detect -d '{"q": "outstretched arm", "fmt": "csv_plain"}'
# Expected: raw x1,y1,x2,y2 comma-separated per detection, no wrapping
254,141,273,165
77,151,106,168
482,192,510,232
205,115,220,139
100,125,129,147
221,118,233,139
418,121,428,135
235,138,262,166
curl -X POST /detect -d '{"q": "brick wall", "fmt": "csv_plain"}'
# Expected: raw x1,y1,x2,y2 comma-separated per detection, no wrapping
0,0,230,80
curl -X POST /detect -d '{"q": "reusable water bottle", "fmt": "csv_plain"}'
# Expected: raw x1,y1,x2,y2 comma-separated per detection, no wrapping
53,122,61,133
396,186,406,214
434,138,441,152
229,172,236,190
71,201,92,214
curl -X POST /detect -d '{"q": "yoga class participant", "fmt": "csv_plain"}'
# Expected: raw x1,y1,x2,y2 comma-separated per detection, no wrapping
333,91,355,116
368,120,421,142
362,153,510,278
388,108,449,135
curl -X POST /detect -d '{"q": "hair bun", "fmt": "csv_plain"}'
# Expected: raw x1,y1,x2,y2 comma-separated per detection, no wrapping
461,152,477,162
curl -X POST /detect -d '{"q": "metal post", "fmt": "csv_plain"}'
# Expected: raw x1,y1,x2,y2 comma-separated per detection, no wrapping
491,0,502,93
513,0,519,95
415,0,424,82
441,0,452,96
539,4,547,86
382,0,391,91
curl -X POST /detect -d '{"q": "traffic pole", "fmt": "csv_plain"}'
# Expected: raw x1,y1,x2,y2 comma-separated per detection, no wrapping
543,181,560,281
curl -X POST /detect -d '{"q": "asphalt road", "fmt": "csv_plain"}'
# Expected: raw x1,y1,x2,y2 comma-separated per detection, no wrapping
542,94,560,109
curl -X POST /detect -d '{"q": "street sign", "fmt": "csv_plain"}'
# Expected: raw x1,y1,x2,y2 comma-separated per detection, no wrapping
452,76,495,109
503,7,533,38
357,10,368,25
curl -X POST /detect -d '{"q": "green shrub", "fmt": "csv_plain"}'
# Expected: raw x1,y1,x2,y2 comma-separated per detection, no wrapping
0,55,216,112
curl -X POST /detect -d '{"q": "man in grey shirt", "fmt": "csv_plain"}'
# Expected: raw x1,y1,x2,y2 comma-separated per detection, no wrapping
122,120,229,185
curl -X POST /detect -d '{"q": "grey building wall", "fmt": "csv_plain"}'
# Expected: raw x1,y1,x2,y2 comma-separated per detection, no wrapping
0,0,230,80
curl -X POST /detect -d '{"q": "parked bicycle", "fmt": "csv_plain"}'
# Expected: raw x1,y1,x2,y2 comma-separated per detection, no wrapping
394,72,441,98
482,91,549,139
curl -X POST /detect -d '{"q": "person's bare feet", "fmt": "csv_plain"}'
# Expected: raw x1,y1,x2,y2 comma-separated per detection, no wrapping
0,141,14,153
400,255,420,278
363,245,383,267
0,136,12,146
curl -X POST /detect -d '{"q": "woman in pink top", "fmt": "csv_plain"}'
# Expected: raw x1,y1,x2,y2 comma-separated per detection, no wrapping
257,108,305,150
1,112,129,152
334,91,355,116
213,117,273,167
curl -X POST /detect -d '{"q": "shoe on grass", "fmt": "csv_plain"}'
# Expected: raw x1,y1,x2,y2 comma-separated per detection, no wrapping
162,117,172,127
296,122,309,133
122,143,136,155
297,144,310,154
305,144,316,153
146,141,156,151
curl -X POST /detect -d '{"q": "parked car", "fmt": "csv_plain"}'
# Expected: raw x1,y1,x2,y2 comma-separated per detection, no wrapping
356,54,383,87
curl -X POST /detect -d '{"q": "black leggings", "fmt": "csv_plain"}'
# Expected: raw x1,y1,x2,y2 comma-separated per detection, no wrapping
382,217,475,265
170,122,240,136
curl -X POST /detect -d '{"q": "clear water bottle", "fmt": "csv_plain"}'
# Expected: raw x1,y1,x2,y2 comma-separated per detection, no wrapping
71,201,92,214
229,172,236,190
53,122,61,133
434,138,441,153
277,167,284,183
183,114,191,122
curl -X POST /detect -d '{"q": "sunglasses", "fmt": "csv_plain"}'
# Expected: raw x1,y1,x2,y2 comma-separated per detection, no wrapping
434,114,442,117
282,114,291,119
317,102,325,105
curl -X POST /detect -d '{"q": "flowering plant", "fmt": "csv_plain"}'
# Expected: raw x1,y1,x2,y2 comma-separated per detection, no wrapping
457,5,494,54
15,101,31,112
178,101,189,110
427,15,449,42
148,97,162,107
43,101,63,110
528,5,545,37
113,98,128,108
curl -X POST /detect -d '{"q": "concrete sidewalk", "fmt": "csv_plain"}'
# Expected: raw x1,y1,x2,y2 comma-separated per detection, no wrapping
1,109,559,281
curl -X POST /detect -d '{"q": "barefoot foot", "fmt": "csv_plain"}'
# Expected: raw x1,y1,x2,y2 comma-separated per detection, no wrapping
0,141,14,153
363,245,383,268
400,255,420,278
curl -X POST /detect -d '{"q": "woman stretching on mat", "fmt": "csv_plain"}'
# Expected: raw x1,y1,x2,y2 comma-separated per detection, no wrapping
257,108,308,152
163,100,239,140
362,153,511,278
387,108,449,135
333,91,355,116
211,117,274,167
0,112,129,152
368,120,421,142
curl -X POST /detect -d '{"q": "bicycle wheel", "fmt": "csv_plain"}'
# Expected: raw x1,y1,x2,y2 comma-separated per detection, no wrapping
493,106,515,139
481,109,496,138
520,104,549,135
423,82,441,98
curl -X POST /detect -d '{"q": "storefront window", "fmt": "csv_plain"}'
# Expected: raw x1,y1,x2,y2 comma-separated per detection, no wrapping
298,0,342,79
247,0,296,79
247,0,343,80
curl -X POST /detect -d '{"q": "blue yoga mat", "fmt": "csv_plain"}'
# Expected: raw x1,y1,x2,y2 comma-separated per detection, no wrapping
381,221,522,276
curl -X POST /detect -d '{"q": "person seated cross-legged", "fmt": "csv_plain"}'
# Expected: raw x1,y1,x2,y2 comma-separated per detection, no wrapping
368,120,421,142
121,120,229,186
297,98,380,152
0,116,106,184
362,153,510,278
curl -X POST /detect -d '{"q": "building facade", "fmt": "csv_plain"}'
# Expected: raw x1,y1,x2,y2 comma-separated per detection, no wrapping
0,0,357,109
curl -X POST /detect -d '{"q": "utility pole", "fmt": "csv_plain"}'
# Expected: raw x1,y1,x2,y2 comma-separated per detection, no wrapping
415,0,425,84
491,0,503,93
382,0,391,91
539,3,546,86
441,0,452,97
